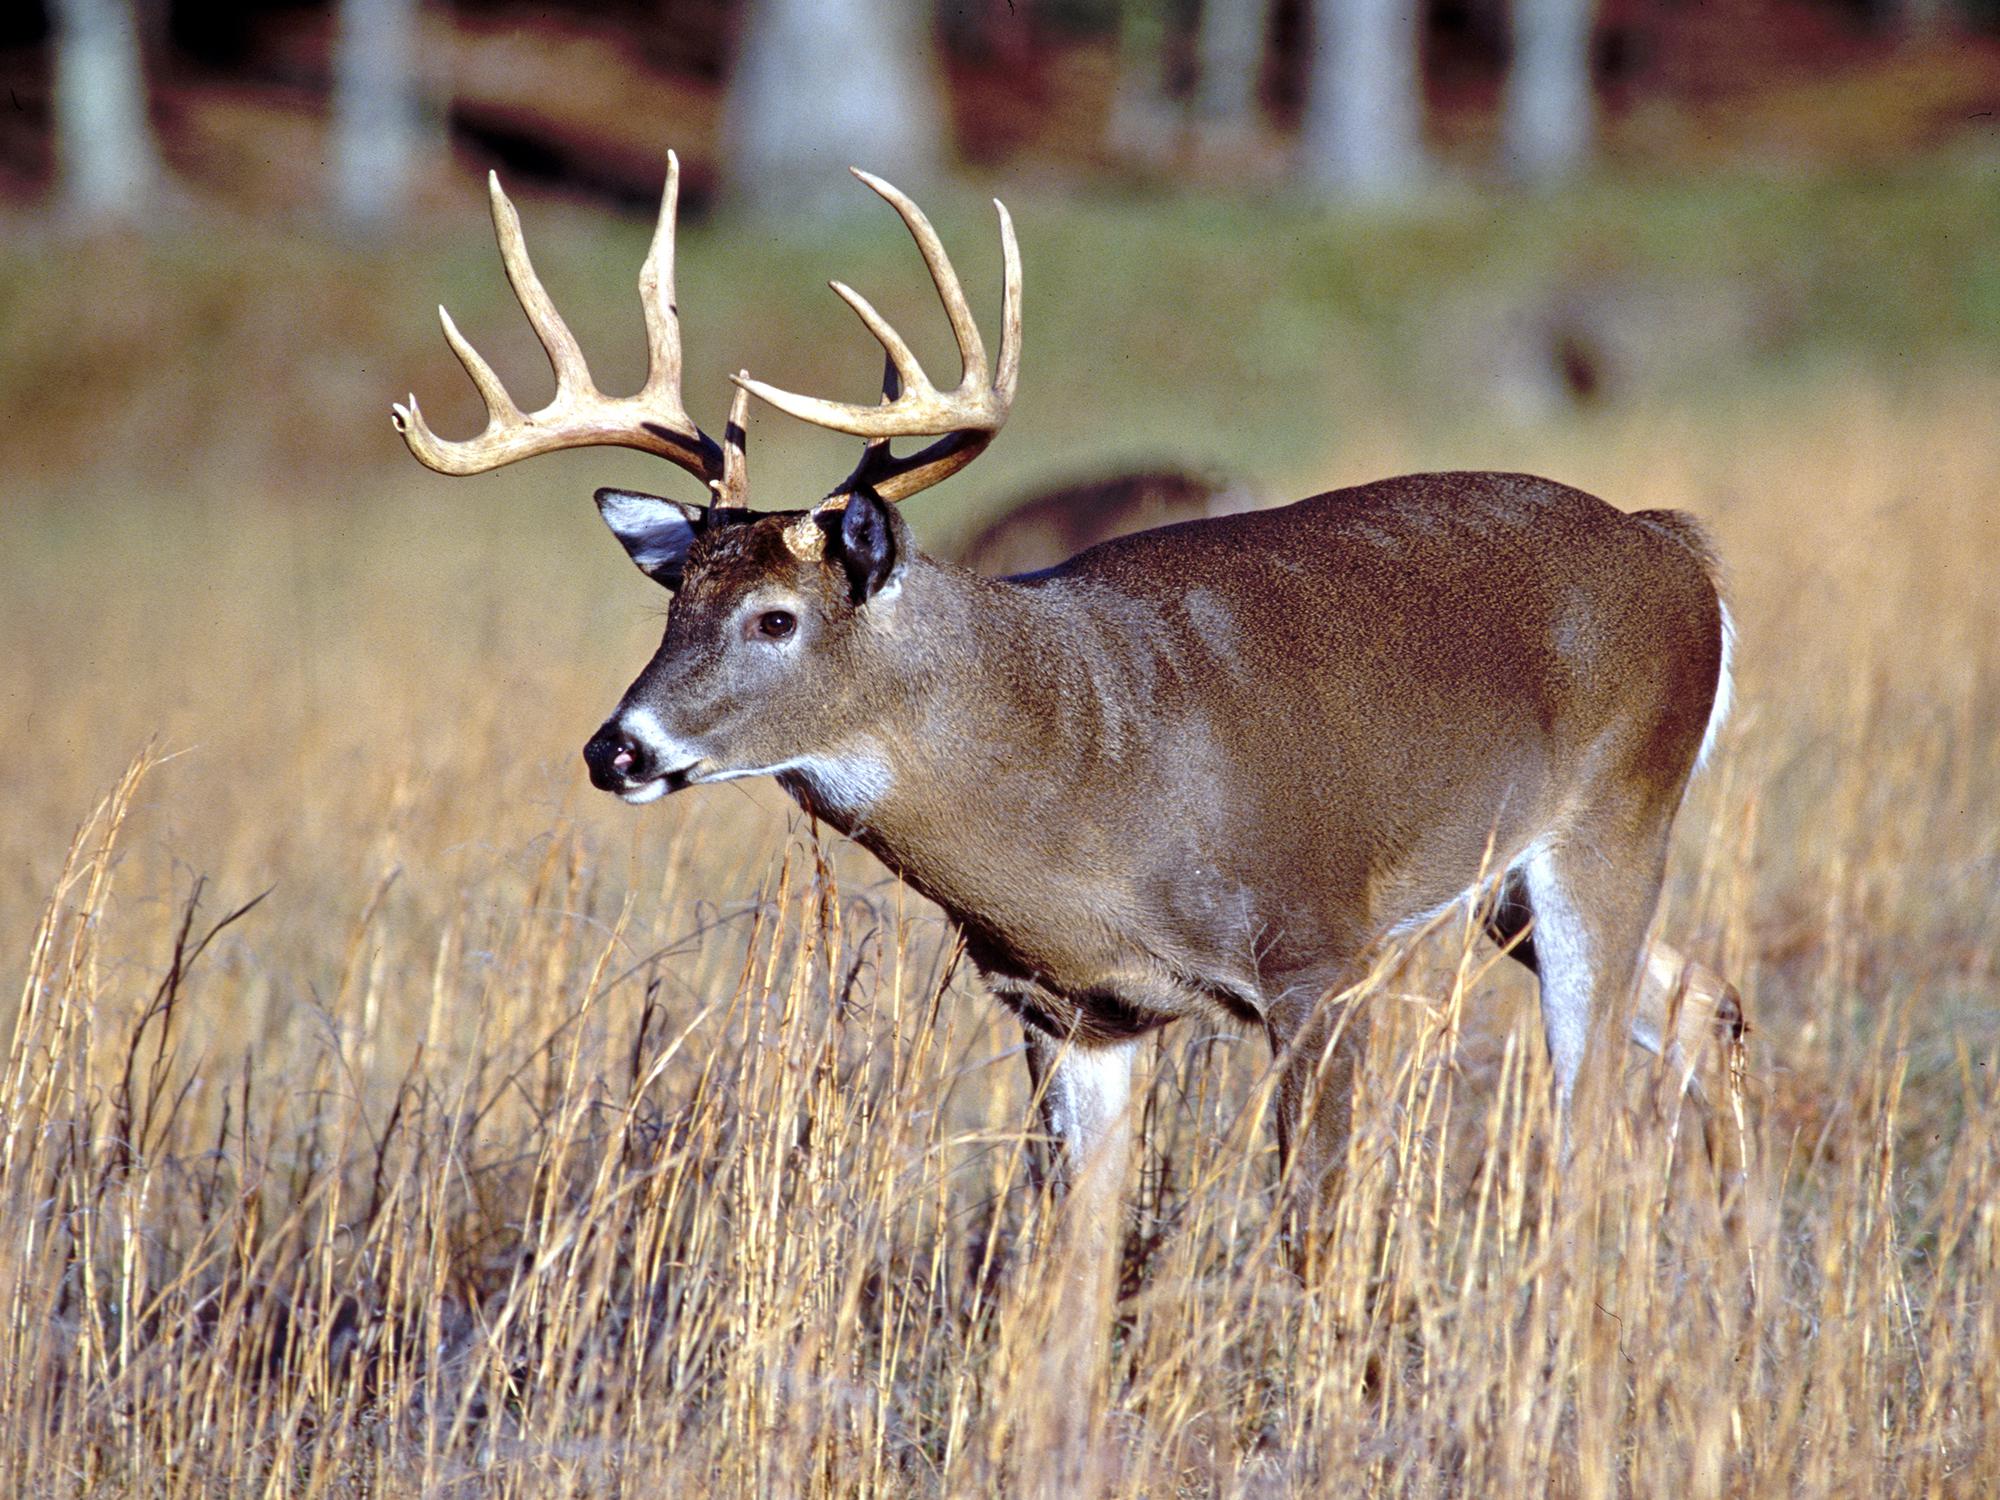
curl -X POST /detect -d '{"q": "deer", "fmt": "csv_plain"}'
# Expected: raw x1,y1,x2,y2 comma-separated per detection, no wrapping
391,155,1738,1278
952,466,1255,577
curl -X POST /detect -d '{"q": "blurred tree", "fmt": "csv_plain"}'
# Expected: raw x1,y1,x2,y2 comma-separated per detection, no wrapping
726,0,946,216
1298,0,1428,200
1194,0,1269,146
944,0,1036,72
1891,0,1952,37
1108,0,1182,164
1503,0,1594,185
331,0,425,228
51,0,164,224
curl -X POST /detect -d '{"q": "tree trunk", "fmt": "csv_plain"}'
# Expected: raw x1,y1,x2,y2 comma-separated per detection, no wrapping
1891,0,1951,41
331,0,425,229
726,0,946,218
1107,0,1181,166
50,0,163,225
1503,0,1595,186
1194,0,1268,145
1298,0,1427,201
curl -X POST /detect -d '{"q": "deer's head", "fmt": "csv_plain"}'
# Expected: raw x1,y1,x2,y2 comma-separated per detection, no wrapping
391,156,1020,807
580,490,920,803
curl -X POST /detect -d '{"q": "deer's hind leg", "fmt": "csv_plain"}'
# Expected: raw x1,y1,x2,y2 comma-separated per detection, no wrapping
1515,820,1676,1129
1488,865,1742,1099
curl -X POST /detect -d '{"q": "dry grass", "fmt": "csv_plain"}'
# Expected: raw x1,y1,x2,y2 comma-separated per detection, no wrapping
3,193,1999,1495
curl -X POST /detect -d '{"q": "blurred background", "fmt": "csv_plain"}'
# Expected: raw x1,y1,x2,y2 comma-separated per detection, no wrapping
9,0,1998,495
3,10,1999,1487
2,0,1996,1031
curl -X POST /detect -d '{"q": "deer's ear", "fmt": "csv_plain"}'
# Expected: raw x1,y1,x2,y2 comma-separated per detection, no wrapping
833,490,906,604
594,489,705,589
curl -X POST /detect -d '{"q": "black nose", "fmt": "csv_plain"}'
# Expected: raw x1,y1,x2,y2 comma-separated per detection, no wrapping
583,725,650,790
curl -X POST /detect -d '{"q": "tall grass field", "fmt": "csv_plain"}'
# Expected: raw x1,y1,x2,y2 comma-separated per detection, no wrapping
3,160,1998,1495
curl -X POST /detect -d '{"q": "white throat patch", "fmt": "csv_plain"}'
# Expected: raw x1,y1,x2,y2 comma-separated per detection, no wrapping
787,751,894,812
690,748,894,816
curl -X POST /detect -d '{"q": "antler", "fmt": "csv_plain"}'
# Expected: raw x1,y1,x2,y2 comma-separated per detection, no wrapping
734,170,1022,504
712,378,751,510
392,152,725,485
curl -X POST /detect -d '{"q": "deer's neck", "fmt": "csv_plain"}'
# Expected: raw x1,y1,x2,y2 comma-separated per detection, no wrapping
787,558,1175,928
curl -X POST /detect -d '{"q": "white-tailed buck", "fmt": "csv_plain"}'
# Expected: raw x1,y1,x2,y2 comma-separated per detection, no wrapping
393,156,1737,1263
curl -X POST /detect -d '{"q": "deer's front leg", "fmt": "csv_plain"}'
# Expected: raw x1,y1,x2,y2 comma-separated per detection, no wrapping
1267,975,1373,1280
1011,1023,1139,1477
1021,1025,1140,1252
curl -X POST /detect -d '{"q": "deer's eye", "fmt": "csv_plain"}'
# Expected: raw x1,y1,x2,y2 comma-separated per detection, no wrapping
754,609,797,641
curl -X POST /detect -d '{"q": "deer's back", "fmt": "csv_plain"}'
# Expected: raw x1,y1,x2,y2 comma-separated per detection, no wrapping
1032,471,1721,744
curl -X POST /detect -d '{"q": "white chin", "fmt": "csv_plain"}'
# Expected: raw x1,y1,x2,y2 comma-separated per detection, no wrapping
619,779,669,805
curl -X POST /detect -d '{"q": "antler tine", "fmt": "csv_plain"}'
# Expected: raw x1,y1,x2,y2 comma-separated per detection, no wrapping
487,170,595,401
637,152,688,408
710,376,752,511
989,198,1022,411
851,354,900,474
734,175,1022,504
392,160,725,484
855,169,989,391
825,279,930,414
